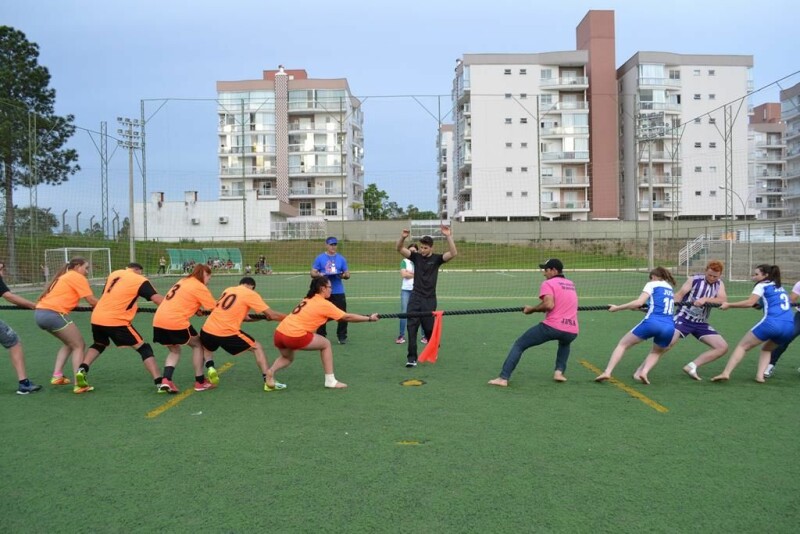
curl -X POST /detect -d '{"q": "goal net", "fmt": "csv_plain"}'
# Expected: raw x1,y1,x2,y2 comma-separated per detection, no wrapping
44,248,112,285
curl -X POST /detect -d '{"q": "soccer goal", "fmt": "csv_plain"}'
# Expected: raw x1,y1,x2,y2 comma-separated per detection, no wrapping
44,248,112,284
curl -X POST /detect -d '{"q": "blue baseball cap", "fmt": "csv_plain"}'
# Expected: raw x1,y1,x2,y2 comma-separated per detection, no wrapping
325,237,338,245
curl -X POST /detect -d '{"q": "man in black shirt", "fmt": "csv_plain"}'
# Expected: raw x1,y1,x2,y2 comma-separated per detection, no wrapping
396,226,458,367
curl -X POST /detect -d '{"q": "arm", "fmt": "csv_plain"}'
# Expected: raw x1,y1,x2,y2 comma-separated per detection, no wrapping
720,292,761,310
672,278,693,304
396,229,411,258
150,294,164,306
339,257,350,280
523,294,554,314
262,308,286,322
83,294,99,307
341,312,380,323
609,291,650,312
1,291,36,310
441,225,458,262
400,265,414,280
694,282,727,307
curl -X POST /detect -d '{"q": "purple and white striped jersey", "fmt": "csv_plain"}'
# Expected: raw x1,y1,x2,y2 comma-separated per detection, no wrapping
675,274,722,324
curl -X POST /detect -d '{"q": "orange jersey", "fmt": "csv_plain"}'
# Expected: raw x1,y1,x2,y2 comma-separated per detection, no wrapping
91,268,159,326
202,285,270,337
36,270,94,314
276,294,345,338
153,277,216,330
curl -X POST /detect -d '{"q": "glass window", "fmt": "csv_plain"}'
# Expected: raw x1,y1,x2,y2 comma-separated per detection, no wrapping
541,69,552,79
519,69,527,75
505,118,512,124
504,69,512,75
505,167,513,172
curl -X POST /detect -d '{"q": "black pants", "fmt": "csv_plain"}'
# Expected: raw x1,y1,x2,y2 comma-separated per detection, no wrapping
317,292,348,341
406,294,436,361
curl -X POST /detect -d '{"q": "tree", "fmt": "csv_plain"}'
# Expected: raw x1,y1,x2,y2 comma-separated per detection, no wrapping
3,205,58,235
0,26,80,272
363,183,390,220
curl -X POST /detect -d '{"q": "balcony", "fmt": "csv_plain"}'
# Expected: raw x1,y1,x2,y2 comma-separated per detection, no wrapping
541,151,590,162
638,200,680,211
288,144,343,153
540,77,589,89
458,178,472,194
638,174,681,186
541,200,590,211
289,187,344,197
288,100,347,113
288,165,344,175
540,125,589,137
541,176,590,187
638,77,682,89
256,185,276,198
220,166,276,177
638,151,676,162
539,101,589,113
287,122,330,132
638,102,681,112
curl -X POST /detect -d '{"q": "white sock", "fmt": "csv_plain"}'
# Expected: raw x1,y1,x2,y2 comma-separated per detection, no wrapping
686,362,697,372
324,373,338,388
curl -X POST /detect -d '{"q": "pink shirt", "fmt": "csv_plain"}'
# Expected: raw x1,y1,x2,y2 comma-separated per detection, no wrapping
540,276,579,334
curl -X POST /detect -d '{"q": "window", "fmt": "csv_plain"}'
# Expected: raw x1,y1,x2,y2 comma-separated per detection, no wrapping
505,118,512,124
709,166,717,172
520,118,528,124
695,191,702,196
708,69,715,76
694,118,701,124
323,201,338,216
519,69,527,75
520,93,527,99
709,190,717,197
540,69,552,79
695,166,702,172
694,142,702,148
504,69,512,75
709,117,716,124
521,142,528,148
506,191,513,197
505,167,513,172
693,69,701,76
709,142,717,148
521,167,528,172
693,94,701,100
669,69,681,80
709,94,716,100
521,191,528,197
299,201,313,216
505,142,512,148
505,93,512,99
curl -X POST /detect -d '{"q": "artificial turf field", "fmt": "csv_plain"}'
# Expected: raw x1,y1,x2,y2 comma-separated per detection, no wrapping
1,271,798,532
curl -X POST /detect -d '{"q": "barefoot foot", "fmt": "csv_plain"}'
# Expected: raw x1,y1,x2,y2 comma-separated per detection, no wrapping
710,374,729,382
553,371,567,382
594,374,611,382
682,364,702,381
488,378,508,387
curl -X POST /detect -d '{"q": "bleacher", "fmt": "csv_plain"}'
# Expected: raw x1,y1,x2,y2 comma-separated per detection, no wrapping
165,248,243,274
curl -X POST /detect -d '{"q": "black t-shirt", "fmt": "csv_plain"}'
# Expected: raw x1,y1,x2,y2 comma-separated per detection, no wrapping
0,276,10,296
409,252,446,299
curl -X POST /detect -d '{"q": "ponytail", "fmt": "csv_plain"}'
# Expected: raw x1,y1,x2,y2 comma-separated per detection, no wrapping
649,266,676,287
38,257,88,301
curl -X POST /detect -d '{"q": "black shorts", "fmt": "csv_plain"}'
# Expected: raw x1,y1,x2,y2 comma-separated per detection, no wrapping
200,329,255,355
153,325,198,346
91,324,143,348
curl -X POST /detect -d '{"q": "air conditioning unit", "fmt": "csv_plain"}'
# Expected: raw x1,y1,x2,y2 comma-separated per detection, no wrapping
191,218,200,225
219,216,229,224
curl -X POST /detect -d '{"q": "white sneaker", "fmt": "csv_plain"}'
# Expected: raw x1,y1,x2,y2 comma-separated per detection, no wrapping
764,364,775,379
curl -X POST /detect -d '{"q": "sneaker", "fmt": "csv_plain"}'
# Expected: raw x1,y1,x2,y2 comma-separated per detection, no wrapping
338,338,347,345
158,378,179,394
207,366,219,385
396,336,405,344
194,380,216,392
264,381,287,392
50,376,71,385
75,369,89,388
17,382,42,395
405,359,417,368
421,337,428,345
764,364,775,379
73,385,94,394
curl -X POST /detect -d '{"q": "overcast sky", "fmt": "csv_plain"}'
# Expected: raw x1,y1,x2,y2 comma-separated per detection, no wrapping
4,0,799,224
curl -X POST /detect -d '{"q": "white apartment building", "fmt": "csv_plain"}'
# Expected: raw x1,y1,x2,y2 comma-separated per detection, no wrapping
437,125,454,219
137,67,364,241
748,103,786,220
452,52,592,221
618,53,754,220
781,83,800,218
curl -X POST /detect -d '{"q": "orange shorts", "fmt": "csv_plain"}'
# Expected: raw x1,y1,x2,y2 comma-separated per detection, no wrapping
273,330,314,350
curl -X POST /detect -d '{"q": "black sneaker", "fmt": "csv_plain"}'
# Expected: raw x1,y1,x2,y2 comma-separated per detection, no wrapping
17,382,42,395
338,338,347,345
405,360,417,368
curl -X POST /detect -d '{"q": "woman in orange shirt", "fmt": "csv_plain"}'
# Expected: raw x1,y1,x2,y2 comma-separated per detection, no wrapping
270,277,379,389
34,258,99,394
153,264,218,394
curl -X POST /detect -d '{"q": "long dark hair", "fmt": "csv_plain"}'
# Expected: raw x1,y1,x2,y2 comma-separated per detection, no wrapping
755,264,782,288
307,277,330,298
39,257,88,301
649,266,676,287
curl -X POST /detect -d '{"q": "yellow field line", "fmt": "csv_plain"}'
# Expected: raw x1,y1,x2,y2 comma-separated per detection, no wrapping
146,361,235,419
579,359,669,413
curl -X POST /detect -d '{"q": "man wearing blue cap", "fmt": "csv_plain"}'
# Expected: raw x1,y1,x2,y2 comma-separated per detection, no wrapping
311,236,350,344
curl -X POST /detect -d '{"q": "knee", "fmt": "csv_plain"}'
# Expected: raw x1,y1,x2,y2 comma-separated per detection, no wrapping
89,343,106,354
136,343,155,361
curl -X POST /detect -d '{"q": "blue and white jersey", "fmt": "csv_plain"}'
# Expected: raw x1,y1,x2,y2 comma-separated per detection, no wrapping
643,280,675,321
675,275,721,324
752,282,794,322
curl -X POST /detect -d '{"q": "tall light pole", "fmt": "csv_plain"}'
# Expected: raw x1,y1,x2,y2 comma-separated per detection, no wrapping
117,117,141,262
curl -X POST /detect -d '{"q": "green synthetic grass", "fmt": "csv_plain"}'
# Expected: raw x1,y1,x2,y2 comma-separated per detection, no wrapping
1,274,798,532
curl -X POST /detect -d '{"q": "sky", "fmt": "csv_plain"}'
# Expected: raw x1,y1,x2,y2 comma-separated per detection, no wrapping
4,0,799,228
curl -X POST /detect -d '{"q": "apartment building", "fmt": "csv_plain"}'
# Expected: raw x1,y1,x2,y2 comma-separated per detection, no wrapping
217,67,364,221
748,103,786,220
437,124,455,219
618,53,753,221
781,82,800,218
450,11,618,221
